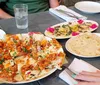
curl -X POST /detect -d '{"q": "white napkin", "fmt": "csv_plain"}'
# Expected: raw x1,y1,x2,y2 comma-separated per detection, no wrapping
49,5,87,21
59,58,99,85
68,58,99,74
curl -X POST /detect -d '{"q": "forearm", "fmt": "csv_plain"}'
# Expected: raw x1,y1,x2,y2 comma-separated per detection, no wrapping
49,0,60,8
0,9,13,19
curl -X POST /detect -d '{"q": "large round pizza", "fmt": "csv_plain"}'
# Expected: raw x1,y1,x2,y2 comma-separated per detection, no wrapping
0,32,65,83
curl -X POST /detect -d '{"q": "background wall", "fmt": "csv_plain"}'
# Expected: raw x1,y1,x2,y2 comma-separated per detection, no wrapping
63,0,100,7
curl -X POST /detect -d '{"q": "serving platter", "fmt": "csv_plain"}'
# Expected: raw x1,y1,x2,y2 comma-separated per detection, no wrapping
75,1,100,13
0,32,65,84
65,33,100,58
44,20,98,39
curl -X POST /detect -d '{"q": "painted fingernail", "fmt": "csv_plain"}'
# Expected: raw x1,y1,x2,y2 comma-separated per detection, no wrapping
74,81,78,85
71,73,76,78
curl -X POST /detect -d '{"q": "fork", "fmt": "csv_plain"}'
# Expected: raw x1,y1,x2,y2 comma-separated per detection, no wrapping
64,68,78,84
65,68,74,76
56,9,81,20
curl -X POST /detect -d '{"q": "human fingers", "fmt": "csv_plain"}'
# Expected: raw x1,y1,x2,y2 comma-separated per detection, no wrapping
80,71,100,77
75,81,100,85
96,70,100,73
74,74,100,82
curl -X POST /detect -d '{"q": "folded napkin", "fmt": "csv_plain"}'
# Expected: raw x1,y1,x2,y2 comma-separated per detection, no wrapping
59,58,99,85
49,5,87,21
68,58,99,74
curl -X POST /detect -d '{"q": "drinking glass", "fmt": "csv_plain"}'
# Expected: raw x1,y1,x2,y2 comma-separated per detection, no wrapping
13,4,28,29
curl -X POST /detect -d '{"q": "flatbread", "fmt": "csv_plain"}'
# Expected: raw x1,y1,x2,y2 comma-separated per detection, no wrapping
0,33,65,83
66,33,100,57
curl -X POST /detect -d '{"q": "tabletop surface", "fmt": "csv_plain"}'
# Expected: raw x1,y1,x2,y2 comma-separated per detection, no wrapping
1,5,100,85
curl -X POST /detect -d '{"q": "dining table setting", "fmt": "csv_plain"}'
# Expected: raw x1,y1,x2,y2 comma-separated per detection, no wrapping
1,1,100,85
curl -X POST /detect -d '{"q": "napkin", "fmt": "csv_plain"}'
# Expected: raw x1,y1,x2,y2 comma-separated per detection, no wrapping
68,58,99,74
59,58,99,85
49,5,87,21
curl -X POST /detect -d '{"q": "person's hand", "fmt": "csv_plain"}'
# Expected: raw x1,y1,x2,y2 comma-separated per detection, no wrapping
73,71,100,85
76,81,100,85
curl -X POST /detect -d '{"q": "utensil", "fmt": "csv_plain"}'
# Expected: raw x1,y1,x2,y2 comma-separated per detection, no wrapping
55,9,81,19
65,68,74,76
65,68,78,84
59,68,78,85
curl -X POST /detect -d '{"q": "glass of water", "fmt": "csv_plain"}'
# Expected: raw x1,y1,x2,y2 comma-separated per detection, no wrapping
13,4,28,29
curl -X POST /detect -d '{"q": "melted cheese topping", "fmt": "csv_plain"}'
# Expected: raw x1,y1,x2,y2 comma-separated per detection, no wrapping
0,33,65,83
3,60,14,69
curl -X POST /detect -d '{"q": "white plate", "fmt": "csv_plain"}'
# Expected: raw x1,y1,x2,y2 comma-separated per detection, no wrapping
6,68,57,84
65,33,100,58
44,20,99,39
75,1,100,13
